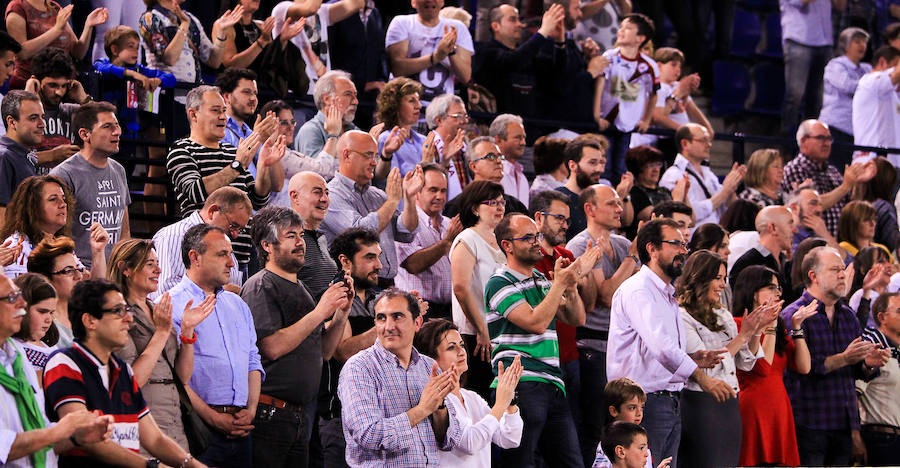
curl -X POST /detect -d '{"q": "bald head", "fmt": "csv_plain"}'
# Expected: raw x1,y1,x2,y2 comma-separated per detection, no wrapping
582,184,623,230
289,171,330,227
338,130,378,185
756,205,796,252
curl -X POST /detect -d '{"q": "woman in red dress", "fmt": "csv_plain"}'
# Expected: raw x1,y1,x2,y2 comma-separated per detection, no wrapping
732,265,816,467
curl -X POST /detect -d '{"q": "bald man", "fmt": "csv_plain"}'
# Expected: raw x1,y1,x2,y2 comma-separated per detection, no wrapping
320,131,424,286
730,205,798,288
289,171,340,299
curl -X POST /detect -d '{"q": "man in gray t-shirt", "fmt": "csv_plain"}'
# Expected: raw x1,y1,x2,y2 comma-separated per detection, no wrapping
49,102,131,268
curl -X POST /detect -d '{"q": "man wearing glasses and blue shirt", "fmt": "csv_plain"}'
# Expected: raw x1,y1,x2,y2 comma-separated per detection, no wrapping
443,137,528,218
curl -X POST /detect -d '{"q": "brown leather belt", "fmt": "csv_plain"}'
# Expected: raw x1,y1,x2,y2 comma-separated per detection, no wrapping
862,424,900,435
210,405,244,415
258,394,302,413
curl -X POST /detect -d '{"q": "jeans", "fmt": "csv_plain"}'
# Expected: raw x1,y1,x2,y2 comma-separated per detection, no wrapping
578,348,607,467
318,417,350,468
643,392,682,468
861,427,900,466
795,426,851,466
781,40,831,135
197,429,253,468
602,128,632,186
499,381,582,467
251,401,317,468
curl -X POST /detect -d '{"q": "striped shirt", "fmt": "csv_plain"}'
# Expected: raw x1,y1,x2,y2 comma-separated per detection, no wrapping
395,207,452,304
166,137,268,266
484,266,563,392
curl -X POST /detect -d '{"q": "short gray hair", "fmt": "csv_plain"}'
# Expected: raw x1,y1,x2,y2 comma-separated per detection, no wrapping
795,119,827,147
838,27,869,54
313,70,353,110
425,94,464,128
1,90,40,124
250,205,304,265
800,245,842,286
786,184,818,207
466,136,496,163
185,85,221,117
489,113,524,139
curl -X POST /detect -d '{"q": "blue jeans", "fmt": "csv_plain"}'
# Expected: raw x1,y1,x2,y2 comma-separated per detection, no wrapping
251,401,317,468
643,392,682,468
861,427,900,465
602,128,632,186
499,381,582,467
781,40,831,135
795,426,851,466
578,348,607,466
197,429,253,468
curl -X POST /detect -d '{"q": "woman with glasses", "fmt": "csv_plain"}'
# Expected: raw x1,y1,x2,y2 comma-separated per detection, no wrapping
450,180,508,399
739,149,784,208
675,251,778,468
732,265,815,467
373,77,426,178
107,238,216,454
260,99,339,207
26,236,86,347
1,175,108,279
838,200,894,261
10,273,59,382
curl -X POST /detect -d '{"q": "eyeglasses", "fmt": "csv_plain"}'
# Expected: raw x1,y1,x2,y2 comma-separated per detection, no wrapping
51,265,87,277
471,153,505,163
506,233,544,244
101,304,136,318
806,135,833,143
348,149,377,160
539,212,569,224
691,137,713,144
660,239,689,250
222,211,246,236
278,119,297,127
481,199,506,208
446,112,468,120
0,289,23,303
762,283,782,293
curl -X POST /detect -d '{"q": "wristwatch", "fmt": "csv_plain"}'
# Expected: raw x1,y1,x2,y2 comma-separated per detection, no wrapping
146,459,160,468
230,160,242,172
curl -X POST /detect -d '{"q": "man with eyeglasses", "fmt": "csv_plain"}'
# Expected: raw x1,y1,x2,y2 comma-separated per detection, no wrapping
43,279,210,468
781,119,875,236
425,94,470,200
218,67,281,181
659,123,746,229
151,187,251,299
321,130,423,287
491,114,530,207
485,213,597,466
443,136,528,217
730,205,797,291
608,218,737,467
781,246,890,466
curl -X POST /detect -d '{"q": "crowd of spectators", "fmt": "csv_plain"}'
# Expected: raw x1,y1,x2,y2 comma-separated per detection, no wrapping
1,0,900,468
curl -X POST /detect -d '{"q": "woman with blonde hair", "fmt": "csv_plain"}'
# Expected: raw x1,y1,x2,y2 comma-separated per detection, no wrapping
838,200,894,260
373,77,426,178
739,148,784,208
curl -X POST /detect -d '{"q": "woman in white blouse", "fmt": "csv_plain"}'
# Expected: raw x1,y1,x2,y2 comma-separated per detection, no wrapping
414,319,523,468
450,181,508,399
674,250,779,468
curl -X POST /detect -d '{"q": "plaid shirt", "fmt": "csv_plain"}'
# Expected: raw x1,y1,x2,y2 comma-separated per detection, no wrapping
395,207,452,304
338,339,461,467
780,153,847,236
781,291,875,430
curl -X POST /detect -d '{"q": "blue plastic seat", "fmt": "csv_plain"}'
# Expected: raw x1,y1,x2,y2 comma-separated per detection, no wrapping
748,62,785,115
730,9,762,58
712,60,751,116
758,12,783,58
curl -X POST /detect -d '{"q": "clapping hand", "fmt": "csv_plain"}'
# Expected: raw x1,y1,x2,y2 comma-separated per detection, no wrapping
419,363,457,414
88,223,109,254
403,164,425,199
235,132,263,169
789,299,818,330
152,292,173,334
689,348,727,368
0,237,23,267
84,7,109,28
179,293,217,335
258,134,287,167
494,355,523,410
278,17,306,44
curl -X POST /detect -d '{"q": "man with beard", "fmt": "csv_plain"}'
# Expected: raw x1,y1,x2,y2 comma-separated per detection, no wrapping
43,279,208,468
781,246,890,466
443,137,528,217
218,67,281,180
295,71,360,159
557,139,608,241
607,218,736,466
485,213,597,466
289,171,339,300
788,184,840,253
241,206,352,467
396,163,462,320
565,184,641,464
0,91,44,220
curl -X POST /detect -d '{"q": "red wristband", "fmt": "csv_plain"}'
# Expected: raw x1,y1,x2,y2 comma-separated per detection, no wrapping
180,332,197,344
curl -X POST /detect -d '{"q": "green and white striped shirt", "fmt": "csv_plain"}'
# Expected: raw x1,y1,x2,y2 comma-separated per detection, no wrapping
484,266,564,392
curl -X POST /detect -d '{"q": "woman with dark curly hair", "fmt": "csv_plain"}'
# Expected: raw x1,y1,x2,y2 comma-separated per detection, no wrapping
373,77,426,179
675,250,777,468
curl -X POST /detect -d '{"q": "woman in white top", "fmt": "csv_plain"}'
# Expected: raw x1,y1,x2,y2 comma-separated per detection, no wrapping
674,250,778,468
450,181,507,399
11,273,59,383
413,319,523,468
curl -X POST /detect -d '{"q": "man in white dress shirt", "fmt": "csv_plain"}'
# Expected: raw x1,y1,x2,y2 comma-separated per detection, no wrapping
607,218,736,466
491,114,529,207
659,123,745,227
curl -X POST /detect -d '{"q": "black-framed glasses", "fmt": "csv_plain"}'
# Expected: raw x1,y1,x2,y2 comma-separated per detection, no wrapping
539,212,569,224
0,289,23,303
471,153,505,163
51,265,87,277
101,304,136,318
506,233,544,244
660,239,689,250
278,119,297,127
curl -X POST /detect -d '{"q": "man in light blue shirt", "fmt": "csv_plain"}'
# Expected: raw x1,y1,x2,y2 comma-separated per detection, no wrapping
169,223,264,468
295,71,360,159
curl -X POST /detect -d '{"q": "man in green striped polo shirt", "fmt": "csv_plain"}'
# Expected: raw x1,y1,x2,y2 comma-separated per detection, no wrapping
484,213,592,467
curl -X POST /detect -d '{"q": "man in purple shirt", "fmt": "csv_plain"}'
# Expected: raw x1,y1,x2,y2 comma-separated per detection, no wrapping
338,288,461,467
781,246,890,466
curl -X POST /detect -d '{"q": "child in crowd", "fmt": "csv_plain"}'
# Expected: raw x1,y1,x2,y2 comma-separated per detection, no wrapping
10,273,59,383
593,13,658,185
593,378,672,468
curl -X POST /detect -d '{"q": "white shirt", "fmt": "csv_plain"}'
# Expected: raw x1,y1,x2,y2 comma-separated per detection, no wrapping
433,132,466,200
849,289,879,330
680,307,763,393
598,48,660,132
607,265,698,393
449,228,506,335
272,2,332,94
727,231,761,273
852,68,900,164
659,154,725,227
385,15,474,103
0,339,58,468
501,160,529,208
630,81,690,148
440,388,523,468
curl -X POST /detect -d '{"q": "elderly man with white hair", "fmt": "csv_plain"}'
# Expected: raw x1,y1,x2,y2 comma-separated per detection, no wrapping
490,113,529,206
426,93,470,199
295,70,360,159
